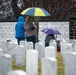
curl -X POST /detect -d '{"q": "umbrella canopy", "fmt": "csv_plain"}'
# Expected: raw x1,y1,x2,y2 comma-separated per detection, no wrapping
41,28,61,35
55,30,61,35
21,7,51,16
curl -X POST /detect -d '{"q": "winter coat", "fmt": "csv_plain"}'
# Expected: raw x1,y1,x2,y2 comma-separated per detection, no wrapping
24,22,36,37
45,34,56,46
15,16,26,39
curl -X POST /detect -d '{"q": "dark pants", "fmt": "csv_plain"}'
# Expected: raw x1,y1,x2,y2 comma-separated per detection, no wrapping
16,38,25,45
45,42,49,47
26,35,36,49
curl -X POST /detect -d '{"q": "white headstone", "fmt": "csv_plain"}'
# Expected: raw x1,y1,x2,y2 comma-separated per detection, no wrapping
0,40,8,53
35,42,44,61
7,42,18,59
20,40,27,45
20,41,27,52
41,57,57,75
60,39,67,47
70,39,76,52
3,41,9,53
39,40,45,47
65,52,76,75
15,45,25,67
61,43,72,56
27,42,33,50
11,39,17,44
49,40,57,56
0,48,3,54
60,39,67,44
45,46,56,57
26,50,38,75
7,42,18,54
0,54,12,75
8,70,27,75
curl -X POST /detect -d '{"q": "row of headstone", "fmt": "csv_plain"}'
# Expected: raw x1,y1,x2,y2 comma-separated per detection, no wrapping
0,49,76,75
56,39,76,75
25,39,57,75
14,40,57,75
20,40,57,61
0,39,57,52
0,50,76,75
26,50,57,75
0,40,17,54
60,39,76,53
0,40,26,67
1,38,72,75
60,39,76,62
0,39,57,63
60,39,76,75
0,39,57,65
1,39,76,75
0,22,69,41
0,49,57,75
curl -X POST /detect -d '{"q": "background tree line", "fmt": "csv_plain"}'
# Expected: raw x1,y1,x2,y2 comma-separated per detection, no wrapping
0,0,76,21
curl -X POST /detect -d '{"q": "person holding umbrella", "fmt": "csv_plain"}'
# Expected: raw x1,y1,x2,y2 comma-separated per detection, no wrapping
24,16,37,49
21,7,51,45
41,28,61,47
15,16,26,45
45,34,56,47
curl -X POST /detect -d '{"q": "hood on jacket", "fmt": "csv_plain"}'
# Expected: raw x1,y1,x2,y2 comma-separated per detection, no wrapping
18,16,25,22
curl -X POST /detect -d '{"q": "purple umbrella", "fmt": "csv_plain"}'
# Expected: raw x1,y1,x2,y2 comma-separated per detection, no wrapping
41,28,61,35
55,30,61,35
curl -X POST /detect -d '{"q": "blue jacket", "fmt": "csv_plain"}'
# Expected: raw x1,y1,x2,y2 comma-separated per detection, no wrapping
15,16,26,39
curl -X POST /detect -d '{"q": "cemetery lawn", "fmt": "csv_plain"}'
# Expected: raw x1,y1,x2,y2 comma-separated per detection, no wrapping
12,52,64,75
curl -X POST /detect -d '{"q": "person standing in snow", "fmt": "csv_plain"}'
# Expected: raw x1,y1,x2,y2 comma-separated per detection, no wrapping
15,16,26,45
